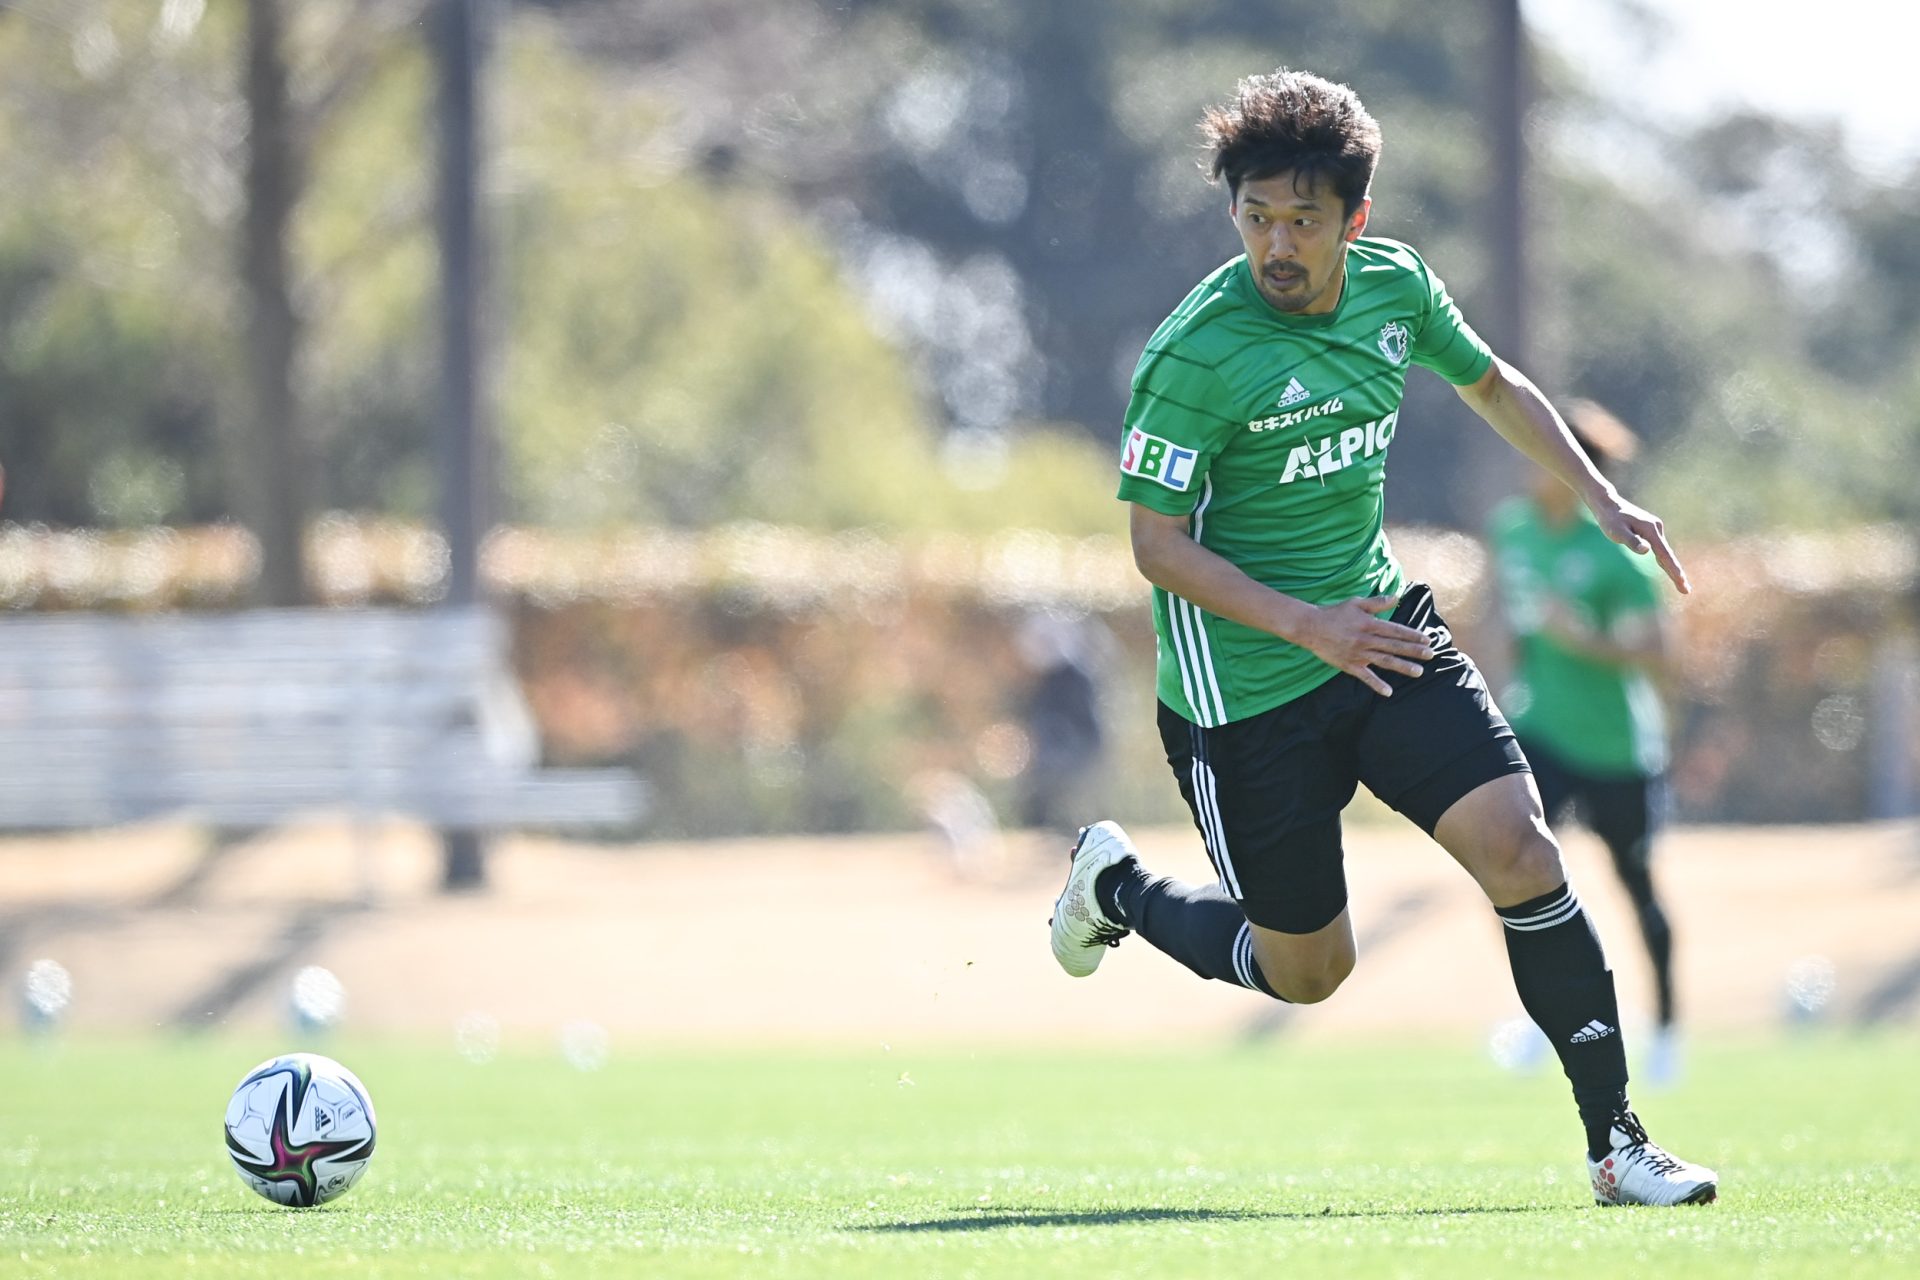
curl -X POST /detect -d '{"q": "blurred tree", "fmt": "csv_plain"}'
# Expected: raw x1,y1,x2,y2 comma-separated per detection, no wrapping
0,2,1117,542
522,0,1561,524
0,0,1916,546
0,0,238,530
490,22,1120,533
239,0,432,603
1542,108,1919,535
524,0,1920,537
241,0,307,603
0,0,429,581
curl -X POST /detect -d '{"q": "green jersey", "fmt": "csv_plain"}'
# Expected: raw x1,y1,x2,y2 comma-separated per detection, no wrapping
1115,238,1493,726
1487,496,1668,775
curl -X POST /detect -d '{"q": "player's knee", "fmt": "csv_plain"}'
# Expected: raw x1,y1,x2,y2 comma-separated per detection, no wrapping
1477,827,1565,901
1273,970,1346,1004
1273,976,1337,1004
1517,831,1565,882
1269,950,1354,1004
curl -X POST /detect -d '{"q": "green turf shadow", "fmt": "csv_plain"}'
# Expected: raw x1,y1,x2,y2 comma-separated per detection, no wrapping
861,1202,1554,1232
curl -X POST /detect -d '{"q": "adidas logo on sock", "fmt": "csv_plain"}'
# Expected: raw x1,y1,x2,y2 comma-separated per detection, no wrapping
1568,1019,1617,1044
1277,377,1311,408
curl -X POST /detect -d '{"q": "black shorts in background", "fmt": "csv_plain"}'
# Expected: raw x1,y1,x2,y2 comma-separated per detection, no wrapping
1156,582,1529,935
1521,737,1661,860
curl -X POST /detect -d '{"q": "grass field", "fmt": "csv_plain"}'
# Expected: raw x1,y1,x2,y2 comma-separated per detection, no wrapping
3,1034,1915,1278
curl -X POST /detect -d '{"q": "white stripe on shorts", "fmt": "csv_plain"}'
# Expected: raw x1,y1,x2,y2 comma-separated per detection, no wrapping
1190,755,1240,898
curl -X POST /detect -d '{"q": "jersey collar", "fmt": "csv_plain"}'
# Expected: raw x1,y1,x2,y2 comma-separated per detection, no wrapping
1230,251,1352,327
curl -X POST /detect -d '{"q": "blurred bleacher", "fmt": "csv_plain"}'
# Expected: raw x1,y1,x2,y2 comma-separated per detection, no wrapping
0,518,1913,832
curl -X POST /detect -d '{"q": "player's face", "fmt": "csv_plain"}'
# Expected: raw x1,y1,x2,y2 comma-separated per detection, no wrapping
1231,172,1368,314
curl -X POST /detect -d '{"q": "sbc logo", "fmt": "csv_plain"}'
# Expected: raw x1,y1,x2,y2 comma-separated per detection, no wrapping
1120,427,1198,492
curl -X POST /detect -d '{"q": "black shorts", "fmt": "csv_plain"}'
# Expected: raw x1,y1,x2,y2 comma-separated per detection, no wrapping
1157,582,1528,935
1522,737,1661,861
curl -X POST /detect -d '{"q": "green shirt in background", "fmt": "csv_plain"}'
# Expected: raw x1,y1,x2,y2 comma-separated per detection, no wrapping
1115,238,1493,727
1487,496,1668,776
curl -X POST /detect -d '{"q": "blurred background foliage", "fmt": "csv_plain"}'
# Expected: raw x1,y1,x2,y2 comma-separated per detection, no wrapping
1,0,1915,538
0,0,1915,835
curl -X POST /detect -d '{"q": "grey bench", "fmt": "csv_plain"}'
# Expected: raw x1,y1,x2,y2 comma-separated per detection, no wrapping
0,605,645,834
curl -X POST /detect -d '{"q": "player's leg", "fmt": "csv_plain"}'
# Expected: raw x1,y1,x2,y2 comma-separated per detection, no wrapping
1357,584,1713,1204
1587,773,1674,1028
1097,827,1356,1002
1584,771,1681,1084
1051,691,1361,1002
1488,736,1576,1070
1432,774,1708,1201
1531,744,1678,1071
1429,773,1626,1117
1245,907,1355,1004
1098,857,1357,1005
1516,735,1576,831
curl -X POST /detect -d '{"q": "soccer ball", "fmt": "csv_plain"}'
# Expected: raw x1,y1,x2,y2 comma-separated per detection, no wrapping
222,1053,377,1207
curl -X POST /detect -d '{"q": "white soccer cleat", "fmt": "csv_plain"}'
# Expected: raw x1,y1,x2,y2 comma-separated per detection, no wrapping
1588,1111,1718,1206
1048,821,1136,977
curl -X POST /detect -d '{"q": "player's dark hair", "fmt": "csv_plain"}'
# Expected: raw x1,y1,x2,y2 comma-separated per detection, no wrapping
1564,398,1641,479
1202,69,1382,217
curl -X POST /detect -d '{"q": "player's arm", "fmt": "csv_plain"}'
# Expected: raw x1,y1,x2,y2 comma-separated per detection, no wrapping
1538,602,1671,673
1456,359,1690,595
1128,502,1433,697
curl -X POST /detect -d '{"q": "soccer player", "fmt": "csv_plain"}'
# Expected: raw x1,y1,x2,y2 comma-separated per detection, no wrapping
1047,70,1717,1206
1489,402,1684,1084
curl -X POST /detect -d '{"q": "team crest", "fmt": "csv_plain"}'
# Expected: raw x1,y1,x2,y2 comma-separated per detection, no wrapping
1378,321,1410,365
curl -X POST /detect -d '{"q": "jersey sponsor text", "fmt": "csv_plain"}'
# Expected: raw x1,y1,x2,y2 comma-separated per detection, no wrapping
1276,410,1398,483
1248,395,1343,433
1120,427,1198,492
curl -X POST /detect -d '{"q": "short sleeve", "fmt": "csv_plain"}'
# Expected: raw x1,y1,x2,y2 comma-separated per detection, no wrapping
1115,352,1240,515
1409,260,1494,387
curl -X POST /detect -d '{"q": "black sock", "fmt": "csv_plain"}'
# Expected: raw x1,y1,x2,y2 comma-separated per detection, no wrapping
1639,900,1675,1028
1611,844,1677,1027
1496,882,1629,1158
1094,862,1284,999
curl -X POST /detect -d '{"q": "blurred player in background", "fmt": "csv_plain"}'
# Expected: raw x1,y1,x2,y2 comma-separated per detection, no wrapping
1046,68,1717,1206
1014,611,1111,841
1488,402,1683,1084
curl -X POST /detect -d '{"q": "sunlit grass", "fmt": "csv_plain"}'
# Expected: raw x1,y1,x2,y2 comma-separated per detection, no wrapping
2,1034,1915,1277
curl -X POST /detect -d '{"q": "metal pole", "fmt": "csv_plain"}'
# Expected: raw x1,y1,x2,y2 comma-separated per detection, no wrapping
435,0,489,890
1467,0,1532,516
1488,0,1529,370
437,0,485,610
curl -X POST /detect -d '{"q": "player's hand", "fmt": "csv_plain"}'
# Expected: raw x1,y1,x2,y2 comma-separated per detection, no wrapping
1299,594,1433,697
1537,598,1629,664
1538,598,1598,647
1591,494,1690,594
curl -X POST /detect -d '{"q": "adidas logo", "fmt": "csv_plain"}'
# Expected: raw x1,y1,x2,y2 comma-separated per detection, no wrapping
1568,1019,1616,1044
1277,377,1311,408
